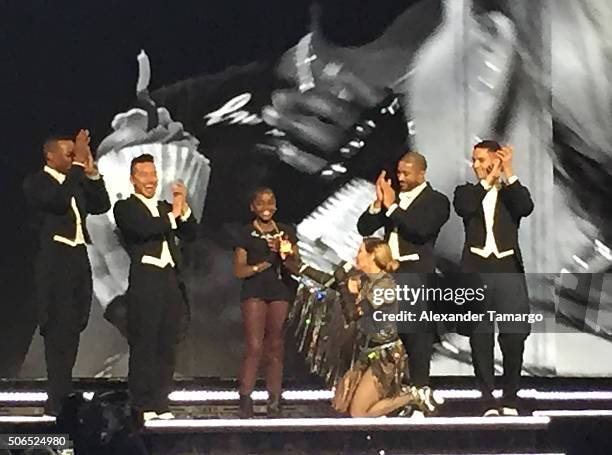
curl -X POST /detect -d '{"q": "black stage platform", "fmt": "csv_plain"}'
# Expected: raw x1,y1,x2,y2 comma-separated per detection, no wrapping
1,378,611,454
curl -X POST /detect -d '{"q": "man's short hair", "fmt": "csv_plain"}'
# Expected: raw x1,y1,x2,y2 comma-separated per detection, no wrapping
130,154,155,175
42,135,73,160
399,151,427,171
474,140,502,153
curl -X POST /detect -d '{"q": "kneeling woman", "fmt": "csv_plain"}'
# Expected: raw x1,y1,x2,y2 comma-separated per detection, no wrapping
233,187,297,418
332,238,419,418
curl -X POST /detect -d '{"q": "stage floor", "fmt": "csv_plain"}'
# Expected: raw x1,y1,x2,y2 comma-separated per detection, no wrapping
1,378,611,454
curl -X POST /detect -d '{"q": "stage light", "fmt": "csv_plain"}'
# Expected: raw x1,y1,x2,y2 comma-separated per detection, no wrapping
144,415,551,430
519,390,612,400
0,415,56,423
0,392,48,402
4,388,612,405
281,390,334,400
533,410,612,417
168,390,238,401
434,389,483,399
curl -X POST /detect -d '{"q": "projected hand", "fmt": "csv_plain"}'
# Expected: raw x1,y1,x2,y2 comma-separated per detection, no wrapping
262,70,385,156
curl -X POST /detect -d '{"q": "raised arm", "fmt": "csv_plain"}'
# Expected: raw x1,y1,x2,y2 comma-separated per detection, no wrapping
501,180,534,220
497,145,534,220
357,171,388,235
175,208,198,241
83,175,111,215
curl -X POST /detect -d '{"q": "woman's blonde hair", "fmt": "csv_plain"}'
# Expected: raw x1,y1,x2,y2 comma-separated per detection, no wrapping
362,237,400,273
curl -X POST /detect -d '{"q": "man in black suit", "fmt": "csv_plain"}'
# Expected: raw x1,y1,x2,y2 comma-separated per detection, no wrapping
357,151,450,415
113,154,196,421
453,140,534,416
23,130,111,415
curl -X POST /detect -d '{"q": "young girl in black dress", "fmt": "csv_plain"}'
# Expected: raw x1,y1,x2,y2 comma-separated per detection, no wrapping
233,187,297,418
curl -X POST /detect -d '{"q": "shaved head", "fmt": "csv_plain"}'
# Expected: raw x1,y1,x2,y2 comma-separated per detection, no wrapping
399,151,427,172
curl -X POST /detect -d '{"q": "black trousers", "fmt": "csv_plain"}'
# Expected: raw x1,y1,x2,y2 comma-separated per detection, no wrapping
35,243,92,415
396,265,436,388
127,265,183,412
463,254,530,408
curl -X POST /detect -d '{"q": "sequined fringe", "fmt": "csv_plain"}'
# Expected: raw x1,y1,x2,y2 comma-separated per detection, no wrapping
288,280,360,386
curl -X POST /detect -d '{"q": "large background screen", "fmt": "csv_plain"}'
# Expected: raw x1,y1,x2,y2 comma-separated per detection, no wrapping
2,0,611,380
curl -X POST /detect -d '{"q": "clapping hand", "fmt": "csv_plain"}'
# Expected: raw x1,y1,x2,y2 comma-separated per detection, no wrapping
497,145,514,179
83,151,99,177
377,170,396,208
171,181,187,218
73,129,92,165
372,171,385,209
485,157,503,187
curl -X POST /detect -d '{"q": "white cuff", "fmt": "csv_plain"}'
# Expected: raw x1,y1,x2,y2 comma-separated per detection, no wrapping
507,175,518,185
385,203,399,217
72,162,86,168
168,212,178,230
368,202,382,215
86,172,101,180
480,179,492,191
180,205,192,222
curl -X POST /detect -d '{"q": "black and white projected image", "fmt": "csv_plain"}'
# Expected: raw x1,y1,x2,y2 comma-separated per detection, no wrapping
11,0,612,380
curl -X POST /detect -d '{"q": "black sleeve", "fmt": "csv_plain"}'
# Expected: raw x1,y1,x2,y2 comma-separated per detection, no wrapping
294,263,358,322
453,183,488,219
113,199,174,241
176,210,198,242
501,180,534,220
387,192,450,244
356,205,386,236
83,177,111,215
300,266,334,286
338,281,359,323
23,166,86,215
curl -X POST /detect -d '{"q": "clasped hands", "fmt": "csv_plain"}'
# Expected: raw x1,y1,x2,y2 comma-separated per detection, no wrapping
485,145,515,187
372,170,396,210
171,181,189,219
73,129,98,177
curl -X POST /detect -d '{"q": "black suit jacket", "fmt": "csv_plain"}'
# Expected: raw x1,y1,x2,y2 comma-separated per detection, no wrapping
113,195,197,274
357,184,450,272
453,179,534,272
23,165,111,248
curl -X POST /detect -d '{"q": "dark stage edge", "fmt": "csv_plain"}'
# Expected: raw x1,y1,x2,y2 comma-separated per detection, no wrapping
1,378,612,454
